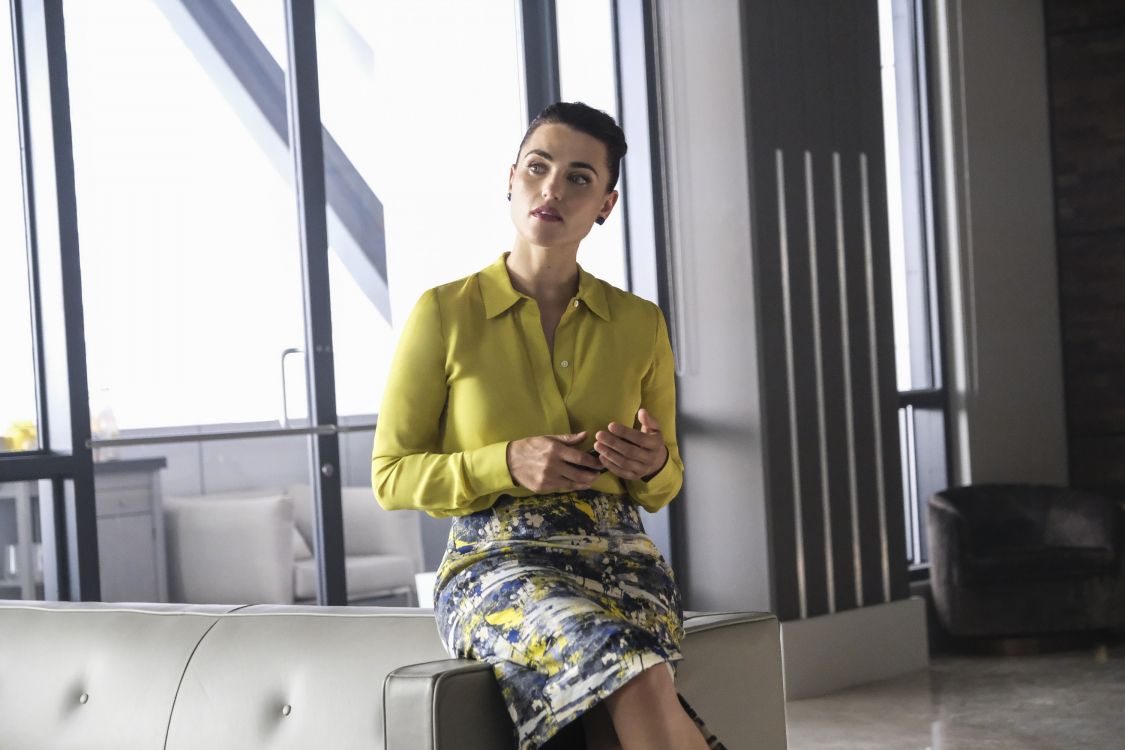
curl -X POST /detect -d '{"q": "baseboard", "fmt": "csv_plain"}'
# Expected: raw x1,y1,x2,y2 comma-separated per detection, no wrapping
780,596,929,700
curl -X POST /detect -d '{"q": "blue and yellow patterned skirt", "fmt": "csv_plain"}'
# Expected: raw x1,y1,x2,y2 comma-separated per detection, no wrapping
433,489,726,750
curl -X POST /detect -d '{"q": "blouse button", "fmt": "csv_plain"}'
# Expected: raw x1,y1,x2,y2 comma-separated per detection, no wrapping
560,360,569,368
573,300,579,308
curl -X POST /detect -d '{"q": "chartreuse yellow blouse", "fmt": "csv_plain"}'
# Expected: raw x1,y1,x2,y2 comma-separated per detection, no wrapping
371,251,684,518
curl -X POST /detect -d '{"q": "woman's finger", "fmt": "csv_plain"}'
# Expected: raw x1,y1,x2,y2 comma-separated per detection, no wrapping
596,430,641,462
556,459,601,486
607,422,662,451
596,441,646,478
637,407,662,433
598,450,644,481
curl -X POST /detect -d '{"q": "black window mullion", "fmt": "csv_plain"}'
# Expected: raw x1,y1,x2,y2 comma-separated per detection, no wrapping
520,0,560,124
7,0,99,601
282,0,346,607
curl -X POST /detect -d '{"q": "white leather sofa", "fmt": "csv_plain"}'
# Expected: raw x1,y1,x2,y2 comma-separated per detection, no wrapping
0,600,788,749
163,484,424,605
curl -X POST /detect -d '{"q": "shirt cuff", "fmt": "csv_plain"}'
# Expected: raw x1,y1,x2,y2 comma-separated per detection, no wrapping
465,440,518,498
626,450,679,513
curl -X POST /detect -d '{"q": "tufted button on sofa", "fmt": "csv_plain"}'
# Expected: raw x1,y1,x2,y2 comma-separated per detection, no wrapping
0,600,787,749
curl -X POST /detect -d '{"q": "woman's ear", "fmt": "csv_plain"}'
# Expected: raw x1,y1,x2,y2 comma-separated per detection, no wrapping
508,163,516,192
601,190,619,215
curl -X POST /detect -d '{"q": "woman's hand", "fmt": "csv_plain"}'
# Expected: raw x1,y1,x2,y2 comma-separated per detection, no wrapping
594,408,669,482
506,431,605,493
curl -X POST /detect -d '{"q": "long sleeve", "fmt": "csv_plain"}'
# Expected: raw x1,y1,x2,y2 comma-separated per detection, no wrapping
371,288,517,515
624,305,685,513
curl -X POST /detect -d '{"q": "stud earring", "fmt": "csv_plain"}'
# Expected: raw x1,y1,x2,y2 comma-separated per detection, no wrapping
506,192,511,201
595,216,605,225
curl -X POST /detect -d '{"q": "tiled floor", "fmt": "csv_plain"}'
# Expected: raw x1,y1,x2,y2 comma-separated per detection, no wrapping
786,640,1125,749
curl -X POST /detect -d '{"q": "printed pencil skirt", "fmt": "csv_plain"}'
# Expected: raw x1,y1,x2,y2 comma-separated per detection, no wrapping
433,489,727,750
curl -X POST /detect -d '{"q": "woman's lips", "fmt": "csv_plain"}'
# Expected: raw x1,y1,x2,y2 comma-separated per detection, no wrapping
532,209,562,222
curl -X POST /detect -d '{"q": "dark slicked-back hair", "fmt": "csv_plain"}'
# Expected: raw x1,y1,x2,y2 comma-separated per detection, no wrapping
515,101,627,193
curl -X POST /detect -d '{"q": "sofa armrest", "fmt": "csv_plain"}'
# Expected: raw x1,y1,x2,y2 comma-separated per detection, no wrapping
1116,500,1125,574
679,611,787,749
928,493,967,587
384,612,788,750
383,658,511,750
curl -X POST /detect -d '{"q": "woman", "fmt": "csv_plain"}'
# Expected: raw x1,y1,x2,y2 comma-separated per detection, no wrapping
372,102,725,750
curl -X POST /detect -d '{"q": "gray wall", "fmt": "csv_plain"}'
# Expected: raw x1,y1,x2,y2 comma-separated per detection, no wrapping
931,0,1068,487
659,0,910,620
654,0,772,613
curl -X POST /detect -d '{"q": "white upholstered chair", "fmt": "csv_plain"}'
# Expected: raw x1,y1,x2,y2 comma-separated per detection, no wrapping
162,484,424,605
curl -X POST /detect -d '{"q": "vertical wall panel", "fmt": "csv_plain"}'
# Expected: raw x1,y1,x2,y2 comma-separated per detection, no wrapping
741,0,909,619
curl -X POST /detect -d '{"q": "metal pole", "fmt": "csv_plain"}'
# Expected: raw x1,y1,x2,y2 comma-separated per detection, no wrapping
519,0,560,124
282,0,347,606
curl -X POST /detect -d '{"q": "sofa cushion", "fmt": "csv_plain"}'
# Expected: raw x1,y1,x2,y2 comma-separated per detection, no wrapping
1043,493,1119,551
965,545,1117,585
163,607,452,750
164,493,294,604
0,602,242,749
288,484,423,567
293,554,415,602
293,527,313,561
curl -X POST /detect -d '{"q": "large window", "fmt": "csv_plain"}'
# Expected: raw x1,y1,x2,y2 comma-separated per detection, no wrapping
879,0,949,569
65,0,306,431
1,0,44,602
0,4,38,455
319,0,526,422
557,0,627,288
2,0,645,604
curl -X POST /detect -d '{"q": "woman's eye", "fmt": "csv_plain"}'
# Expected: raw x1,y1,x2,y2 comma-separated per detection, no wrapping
528,163,545,173
570,173,591,185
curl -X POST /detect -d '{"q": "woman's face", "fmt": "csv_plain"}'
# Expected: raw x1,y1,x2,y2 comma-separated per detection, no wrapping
508,122,618,250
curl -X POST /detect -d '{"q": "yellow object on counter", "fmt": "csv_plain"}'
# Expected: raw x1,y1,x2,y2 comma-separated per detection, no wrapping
2,421,37,451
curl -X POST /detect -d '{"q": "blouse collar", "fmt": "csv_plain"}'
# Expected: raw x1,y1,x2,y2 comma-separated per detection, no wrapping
480,251,611,322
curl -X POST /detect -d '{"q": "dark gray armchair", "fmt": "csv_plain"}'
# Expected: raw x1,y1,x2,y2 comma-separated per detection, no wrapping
928,483,1125,637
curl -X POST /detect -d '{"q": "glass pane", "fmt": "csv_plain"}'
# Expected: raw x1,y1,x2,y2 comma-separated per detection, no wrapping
558,3,673,563
230,0,288,68
104,435,320,606
0,7,39,455
911,406,947,565
63,0,321,604
558,0,628,288
0,482,43,600
65,0,304,430
879,0,935,391
898,407,915,564
317,0,524,605
898,405,947,567
321,0,524,421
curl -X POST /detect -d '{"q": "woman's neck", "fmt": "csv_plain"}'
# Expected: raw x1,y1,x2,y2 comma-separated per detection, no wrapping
505,243,580,306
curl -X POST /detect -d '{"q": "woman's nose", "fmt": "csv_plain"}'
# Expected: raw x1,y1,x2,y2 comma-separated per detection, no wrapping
542,172,564,199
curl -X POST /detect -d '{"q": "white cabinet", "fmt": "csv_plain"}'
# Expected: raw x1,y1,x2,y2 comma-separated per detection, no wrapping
94,458,168,603
0,482,40,599
0,458,168,602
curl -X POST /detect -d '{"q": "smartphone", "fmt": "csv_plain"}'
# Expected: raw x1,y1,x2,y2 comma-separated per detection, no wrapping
566,448,606,473
585,448,607,473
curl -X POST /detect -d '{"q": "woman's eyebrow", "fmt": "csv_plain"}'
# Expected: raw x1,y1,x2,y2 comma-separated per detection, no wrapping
526,148,599,175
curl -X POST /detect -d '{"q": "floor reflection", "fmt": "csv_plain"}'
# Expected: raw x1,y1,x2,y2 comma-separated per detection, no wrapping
786,640,1125,749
